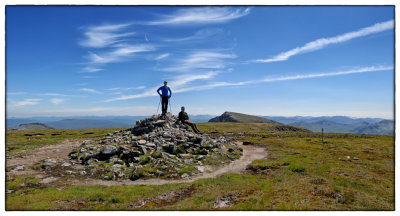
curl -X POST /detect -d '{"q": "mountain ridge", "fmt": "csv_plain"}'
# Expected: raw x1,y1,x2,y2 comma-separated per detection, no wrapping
209,111,278,123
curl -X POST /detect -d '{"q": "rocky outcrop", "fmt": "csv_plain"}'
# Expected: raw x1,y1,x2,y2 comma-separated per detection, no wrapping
50,113,243,181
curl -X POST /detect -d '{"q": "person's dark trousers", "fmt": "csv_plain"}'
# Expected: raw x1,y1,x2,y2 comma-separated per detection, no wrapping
161,96,169,115
187,121,200,133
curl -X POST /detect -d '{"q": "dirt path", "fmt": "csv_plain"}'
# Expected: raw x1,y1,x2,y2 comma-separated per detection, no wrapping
76,142,267,186
7,140,267,186
6,139,82,175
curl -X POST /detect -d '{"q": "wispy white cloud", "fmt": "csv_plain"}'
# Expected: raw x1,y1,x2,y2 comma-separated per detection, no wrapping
163,51,236,72
50,98,65,105
106,87,121,91
12,99,41,107
126,86,146,90
87,44,154,64
81,66,104,73
162,28,223,42
148,7,251,25
155,53,170,60
105,71,217,102
105,65,393,102
170,71,218,90
181,65,395,91
252,20,394,63
79,88,102,94
80,23,134,48
8,106,157,117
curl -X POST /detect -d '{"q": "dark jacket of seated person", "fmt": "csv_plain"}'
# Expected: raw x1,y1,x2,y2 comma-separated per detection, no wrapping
178,107,200,133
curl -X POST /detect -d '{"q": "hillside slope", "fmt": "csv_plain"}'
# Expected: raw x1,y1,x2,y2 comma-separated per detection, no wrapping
208,112,308,132
290,119,394,135
209,111,277,123
8,123,54,130
350,120,394,136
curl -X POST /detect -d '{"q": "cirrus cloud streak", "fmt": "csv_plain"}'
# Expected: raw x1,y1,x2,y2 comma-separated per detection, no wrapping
252,20,394,63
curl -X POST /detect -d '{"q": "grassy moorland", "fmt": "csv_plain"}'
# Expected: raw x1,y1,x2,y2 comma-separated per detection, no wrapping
5,123,394,210
6,128,124,155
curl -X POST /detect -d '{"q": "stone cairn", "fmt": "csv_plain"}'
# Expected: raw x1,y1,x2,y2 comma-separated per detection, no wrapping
65,113,242,181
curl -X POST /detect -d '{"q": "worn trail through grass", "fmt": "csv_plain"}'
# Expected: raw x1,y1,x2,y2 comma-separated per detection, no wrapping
6,139,81,175
76,142,267,186
7,139,267,186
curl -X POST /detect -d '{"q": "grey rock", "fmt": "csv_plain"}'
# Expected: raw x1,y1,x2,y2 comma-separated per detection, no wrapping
179,154,191,158
40,177,58,184
61,163,71,167
112,164,122,168
70,153,77,159
101,145,118,156
156,170,164,176
81,140,92,146
139,146,147,154
195,166,205,173
10,165,24,172
181,173,190,179
146,143,156,148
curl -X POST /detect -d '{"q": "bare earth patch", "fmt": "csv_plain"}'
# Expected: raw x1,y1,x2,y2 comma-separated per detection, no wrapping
6,139,82,175
6,140,267,186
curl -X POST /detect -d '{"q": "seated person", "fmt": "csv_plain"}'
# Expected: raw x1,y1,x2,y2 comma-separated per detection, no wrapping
178,106,201,134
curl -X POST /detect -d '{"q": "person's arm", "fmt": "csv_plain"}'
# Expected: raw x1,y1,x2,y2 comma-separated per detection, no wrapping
168,87,172,97
183,112,189,121
157,87,162,96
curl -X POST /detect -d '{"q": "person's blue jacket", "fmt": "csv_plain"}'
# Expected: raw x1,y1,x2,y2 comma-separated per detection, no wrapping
157,86,172,97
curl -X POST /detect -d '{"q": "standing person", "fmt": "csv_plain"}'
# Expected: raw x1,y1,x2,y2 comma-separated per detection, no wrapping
178,106,201,134
157,81,172,118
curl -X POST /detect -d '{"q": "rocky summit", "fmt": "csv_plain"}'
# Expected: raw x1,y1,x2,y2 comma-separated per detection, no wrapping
37,113,242,181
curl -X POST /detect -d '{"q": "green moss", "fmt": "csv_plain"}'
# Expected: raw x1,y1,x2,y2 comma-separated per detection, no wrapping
151,151,162,158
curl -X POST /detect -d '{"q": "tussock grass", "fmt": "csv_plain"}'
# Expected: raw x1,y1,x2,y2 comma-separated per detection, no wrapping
6,123,394,210
6,128,125,154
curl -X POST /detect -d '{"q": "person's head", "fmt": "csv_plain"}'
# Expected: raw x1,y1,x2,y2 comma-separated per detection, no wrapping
164,81,167,86
181,106,185,112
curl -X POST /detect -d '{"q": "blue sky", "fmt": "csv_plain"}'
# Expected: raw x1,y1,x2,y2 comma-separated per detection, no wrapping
6,6,394,118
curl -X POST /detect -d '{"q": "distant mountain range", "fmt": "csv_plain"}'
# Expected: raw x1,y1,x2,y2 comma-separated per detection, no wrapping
6,114,215,130
286,119,394,136
262,116,387,125
6,114,394,135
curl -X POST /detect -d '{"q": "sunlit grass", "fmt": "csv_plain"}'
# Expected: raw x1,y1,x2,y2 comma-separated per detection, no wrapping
5,123,394,210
